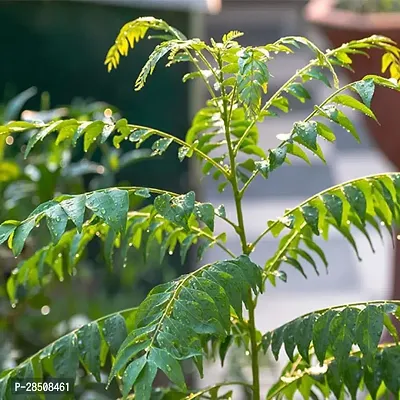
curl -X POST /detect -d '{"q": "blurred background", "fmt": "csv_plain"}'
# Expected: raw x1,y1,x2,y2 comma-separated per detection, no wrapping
0,0,395,398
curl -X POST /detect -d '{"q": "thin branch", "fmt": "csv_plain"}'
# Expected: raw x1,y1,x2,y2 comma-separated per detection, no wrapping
127,124,229,178
191,226,236,258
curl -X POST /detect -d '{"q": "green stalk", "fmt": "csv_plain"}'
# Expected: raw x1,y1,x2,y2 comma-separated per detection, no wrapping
217,51,260,400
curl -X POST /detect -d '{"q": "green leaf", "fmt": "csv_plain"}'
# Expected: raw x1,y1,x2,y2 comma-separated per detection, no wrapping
364,352,384,399
0,222,18,245
352,79,375,108
179,234,197,264
83,121,105,152
194,203,215,231
333,94,377,120
77,322,101,381
344,357,363,400
215,205,226,219
302,66,331,87
12,219,35,256
25,120,64,158
383,313,399,342
86,189,129,233
316,122,336,142
135,188,151,198
191,277,230,332
151,138,173,156
301,206,319,235
297,314,318,363
262,331,272,353
283,319,301,362
122,356,146,399
134,361,158,400
109,339,151,383
343,185,367,223
286,83,311,103
271,326,285,360
51,334,80,379
355,305,384,359
112,119,131,148
284,256,307,279
271,96,289,113
320,105,360,142
269,147,287,172
322,193,343,226
313,309,337,364
219,335,232,366
45,204,68,244
149,347,186,390
382,346,400,395
326,361,344,399
60,195,86,232
329,307,359,371
103,314,128,356
292,121,318,150
302,236,328,270
154,192,195,229
0,375,10,398
286,143,311,164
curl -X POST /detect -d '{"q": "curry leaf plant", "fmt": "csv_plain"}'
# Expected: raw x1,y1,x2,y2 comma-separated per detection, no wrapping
2,16,400,399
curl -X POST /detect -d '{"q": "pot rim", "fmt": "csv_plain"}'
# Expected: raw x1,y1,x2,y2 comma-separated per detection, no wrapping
304,0,400,31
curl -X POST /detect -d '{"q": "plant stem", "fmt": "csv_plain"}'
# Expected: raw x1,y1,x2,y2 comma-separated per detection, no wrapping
218,52,260,400
247,294,260,400
128,124,229,178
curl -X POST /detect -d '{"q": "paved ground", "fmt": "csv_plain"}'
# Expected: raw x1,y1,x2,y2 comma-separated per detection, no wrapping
195,4,396,398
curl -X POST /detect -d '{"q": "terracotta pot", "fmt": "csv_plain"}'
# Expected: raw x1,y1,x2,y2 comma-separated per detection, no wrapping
304,0,400,169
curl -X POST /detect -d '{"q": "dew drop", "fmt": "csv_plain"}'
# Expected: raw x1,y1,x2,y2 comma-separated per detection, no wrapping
245,350,250,356
11,303,17,308
168,250,173,255
129,243,133,247
41,305,51,315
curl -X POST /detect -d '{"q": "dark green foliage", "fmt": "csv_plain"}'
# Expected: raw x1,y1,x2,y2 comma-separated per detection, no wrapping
0,308,137,394
4,190,224,303
263,302,400,398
